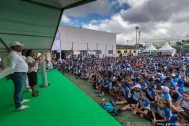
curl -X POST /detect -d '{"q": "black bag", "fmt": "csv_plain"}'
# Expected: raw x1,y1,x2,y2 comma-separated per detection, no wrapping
111,108,118,116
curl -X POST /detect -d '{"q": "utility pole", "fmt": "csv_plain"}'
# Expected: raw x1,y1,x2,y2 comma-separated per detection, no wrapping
138,31,140,56
135,26,139,56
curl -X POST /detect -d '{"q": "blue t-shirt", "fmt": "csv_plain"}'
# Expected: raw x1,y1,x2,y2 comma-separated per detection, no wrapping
171,78,178,84
168,115,187,126
100,79,104,84
140,82,146,88
132,88,143,101
113,85,122,92
124,86,131,98
145,88,156,99
162,80,176,88
106,83,111,89
153,105,171,119
137,98,150,110
155,76,163,82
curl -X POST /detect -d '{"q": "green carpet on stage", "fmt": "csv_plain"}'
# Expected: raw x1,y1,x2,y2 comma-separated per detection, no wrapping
0,70,121,126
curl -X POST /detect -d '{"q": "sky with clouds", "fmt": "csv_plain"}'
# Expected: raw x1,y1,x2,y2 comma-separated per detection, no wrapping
60,0,189,45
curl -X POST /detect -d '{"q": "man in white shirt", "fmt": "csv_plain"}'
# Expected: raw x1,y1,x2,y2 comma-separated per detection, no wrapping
8,41,30,111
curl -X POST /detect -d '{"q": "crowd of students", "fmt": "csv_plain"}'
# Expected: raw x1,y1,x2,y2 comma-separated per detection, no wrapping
58,55,189,125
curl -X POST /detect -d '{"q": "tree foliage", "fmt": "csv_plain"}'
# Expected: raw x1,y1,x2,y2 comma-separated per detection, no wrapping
134,44,143,48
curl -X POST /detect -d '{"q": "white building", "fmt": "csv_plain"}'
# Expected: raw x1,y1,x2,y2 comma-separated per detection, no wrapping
51,25,116,58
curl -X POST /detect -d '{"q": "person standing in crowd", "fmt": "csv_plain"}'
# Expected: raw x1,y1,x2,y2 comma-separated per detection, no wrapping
22,49,32,92
8,41,30,111
26,49,40,97
46,60,53,70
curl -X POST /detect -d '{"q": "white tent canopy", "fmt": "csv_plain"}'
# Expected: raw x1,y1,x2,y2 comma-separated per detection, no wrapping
157,42,176,56
143,43,157,52
157,42,176,52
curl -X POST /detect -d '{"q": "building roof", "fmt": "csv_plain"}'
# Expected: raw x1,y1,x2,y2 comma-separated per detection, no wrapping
0,0,94,52
116,44,139,50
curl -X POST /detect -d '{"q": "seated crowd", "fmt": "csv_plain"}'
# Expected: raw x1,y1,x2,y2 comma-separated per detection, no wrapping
56,55,189,125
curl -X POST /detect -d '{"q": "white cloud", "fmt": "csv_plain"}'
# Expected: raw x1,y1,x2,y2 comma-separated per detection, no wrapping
61,15,71,23
81,0,189,45
90,20,98,24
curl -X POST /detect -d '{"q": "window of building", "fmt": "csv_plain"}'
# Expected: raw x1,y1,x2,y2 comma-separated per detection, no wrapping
124,51,127,53
108,50,113,54
134,51,136,53
96,50,101,54
80,50,87,55
117,51,121,53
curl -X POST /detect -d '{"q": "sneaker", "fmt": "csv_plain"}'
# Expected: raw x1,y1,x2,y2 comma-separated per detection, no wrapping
21,99,30,104
115,97,119,101
118,108,123,113
26,88,32,92
110,99,116,106
140,114,144,118
127,107,133,110
131,108,135,112
15,105,30,111
99,93,104,97
95,90,100,93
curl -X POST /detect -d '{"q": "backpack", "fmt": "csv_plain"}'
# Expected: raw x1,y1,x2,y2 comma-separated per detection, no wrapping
111,108,118,116
103,102,113,113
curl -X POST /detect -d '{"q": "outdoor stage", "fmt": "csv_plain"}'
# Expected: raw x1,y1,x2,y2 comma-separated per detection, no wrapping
0,70,121,126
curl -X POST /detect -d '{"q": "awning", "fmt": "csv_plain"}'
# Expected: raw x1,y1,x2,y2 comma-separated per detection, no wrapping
0,0,94,52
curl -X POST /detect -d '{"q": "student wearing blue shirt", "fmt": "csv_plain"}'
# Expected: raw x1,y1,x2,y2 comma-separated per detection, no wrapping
155,73,163,82
94,75,102,92
153,80,162,93
110,84,142,109
112,81,131,101
145,83,156,106
109,81,122,98
169,111,189,126
98,79,112,97
139,77,147,91
170,80,185,101
162,77,176,90
141,98,172,125
118,92,150,116
171,73,178,84
157,86,172,106
172,91,189,113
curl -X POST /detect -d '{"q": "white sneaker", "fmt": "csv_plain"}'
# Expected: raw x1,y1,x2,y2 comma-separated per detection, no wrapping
26,89,32,92
21,99,30,104
16,105,30,111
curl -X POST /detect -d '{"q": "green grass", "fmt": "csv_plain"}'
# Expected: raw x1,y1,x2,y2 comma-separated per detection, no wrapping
0,70,121,126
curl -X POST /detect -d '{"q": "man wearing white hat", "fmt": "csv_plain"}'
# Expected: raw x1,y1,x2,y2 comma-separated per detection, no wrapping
7,41,30,111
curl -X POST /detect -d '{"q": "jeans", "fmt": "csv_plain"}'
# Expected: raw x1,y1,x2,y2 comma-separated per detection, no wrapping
11,72,26,108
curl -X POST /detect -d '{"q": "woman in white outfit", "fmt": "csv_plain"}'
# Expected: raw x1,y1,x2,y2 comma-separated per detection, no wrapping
22,49,32,92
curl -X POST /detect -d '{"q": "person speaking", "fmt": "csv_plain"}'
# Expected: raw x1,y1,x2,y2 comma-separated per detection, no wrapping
26,49,40,97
